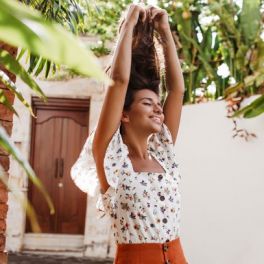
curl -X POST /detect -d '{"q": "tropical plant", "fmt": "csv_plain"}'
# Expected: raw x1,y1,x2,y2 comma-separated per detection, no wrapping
157,0,264,121
0,0,109,235
19,0,87,78
79,0,133,56
49,0,264,121
209,0,264,119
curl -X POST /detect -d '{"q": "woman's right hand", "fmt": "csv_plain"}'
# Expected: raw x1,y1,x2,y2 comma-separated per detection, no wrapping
124,4,147,27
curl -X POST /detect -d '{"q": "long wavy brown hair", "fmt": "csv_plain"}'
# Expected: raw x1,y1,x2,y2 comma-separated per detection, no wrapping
106,8,162,112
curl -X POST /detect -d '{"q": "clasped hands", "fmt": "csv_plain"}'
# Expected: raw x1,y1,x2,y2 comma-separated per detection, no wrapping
125,4,170,34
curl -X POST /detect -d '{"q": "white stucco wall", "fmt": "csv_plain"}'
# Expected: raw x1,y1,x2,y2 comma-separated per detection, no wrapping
176,96,264,264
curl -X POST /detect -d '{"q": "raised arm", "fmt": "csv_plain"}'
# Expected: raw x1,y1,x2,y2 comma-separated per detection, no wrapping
150,7,185,144
92,5,146,194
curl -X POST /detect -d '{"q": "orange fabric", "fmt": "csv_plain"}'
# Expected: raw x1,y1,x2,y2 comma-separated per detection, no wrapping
114,237,188,264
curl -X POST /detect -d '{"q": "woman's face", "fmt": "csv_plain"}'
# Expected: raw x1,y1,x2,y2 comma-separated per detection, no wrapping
122,89,164,134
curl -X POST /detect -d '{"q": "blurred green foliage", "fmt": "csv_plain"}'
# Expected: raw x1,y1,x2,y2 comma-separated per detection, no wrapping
80,0,264,118
79,0,132,55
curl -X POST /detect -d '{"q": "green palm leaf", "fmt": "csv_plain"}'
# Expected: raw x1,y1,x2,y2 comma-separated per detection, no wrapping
0,48,46,100
231,95,264,118
0,165,42,232
0,89,18,116
241,0,261,45
0,126,55,216
0,0,110,83
0,70,35,117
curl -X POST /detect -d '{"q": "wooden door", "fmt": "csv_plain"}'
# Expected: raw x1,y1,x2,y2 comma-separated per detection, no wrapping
27,97,89,234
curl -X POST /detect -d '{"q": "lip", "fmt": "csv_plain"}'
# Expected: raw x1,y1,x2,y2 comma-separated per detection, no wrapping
150,115,162,124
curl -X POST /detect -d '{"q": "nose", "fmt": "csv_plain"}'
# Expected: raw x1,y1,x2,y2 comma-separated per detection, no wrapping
154,104,163,114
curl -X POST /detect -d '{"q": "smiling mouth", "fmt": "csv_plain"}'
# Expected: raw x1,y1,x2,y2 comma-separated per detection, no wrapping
150,116,162,124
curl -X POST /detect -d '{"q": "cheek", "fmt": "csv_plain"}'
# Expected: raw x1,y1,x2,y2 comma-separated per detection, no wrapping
129,107,151,122
132,105,151,116
161,114,165,122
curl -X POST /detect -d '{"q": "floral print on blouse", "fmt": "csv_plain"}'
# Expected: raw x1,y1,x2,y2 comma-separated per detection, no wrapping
71,123,182,244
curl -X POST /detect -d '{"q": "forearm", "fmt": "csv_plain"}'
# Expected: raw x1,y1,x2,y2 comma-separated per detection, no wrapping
159,27,185,94
109,22,134,85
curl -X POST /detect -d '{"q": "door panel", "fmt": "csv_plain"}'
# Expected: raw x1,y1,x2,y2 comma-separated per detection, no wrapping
31,117,62,233
59,118,87,234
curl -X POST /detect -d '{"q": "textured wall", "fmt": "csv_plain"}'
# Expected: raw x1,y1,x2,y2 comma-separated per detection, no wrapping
0,42,18,264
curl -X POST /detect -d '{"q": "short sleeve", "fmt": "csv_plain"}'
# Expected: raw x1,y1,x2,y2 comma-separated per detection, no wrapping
96,126,129,218
148,123,180,177
71,125,128,219
70,130,99,197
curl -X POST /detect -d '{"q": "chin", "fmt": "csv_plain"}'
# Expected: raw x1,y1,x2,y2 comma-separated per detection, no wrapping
147,116,163,133
149,122,163,134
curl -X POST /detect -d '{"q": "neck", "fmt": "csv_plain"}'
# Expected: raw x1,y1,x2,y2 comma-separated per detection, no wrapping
122,128,151,160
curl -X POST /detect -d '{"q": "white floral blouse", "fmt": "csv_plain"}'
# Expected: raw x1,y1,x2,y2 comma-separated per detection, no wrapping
71,123,182,244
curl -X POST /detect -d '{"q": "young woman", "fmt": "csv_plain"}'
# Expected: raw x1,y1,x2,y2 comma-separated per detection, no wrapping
71,4,187,264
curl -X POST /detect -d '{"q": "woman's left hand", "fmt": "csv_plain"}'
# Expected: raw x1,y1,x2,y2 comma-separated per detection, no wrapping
148,6,170,34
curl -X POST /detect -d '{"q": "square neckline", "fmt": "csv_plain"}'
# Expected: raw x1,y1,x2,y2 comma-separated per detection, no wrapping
126,152,167,175
120,127,168,175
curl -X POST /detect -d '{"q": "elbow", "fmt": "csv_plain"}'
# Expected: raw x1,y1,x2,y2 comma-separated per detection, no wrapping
92,133,105,163
114,79,129,88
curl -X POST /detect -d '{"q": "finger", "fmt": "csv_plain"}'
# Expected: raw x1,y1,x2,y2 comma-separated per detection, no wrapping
142,9,147,22
146,5,156,11
139,7,147,22
146,5,155,15
146,5,160,17
150,9,163,20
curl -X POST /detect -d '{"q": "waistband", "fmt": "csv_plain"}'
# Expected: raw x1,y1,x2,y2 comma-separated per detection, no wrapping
116,237,180,250
115,237,188,264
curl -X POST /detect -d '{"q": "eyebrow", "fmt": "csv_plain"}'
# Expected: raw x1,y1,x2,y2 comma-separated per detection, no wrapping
139,97,162,106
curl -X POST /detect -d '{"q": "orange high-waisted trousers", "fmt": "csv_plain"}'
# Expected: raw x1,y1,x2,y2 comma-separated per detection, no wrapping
113,237,188,264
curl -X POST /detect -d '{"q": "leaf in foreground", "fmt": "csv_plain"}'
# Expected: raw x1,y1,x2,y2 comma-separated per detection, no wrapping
0,0,111,84
0,126,55,216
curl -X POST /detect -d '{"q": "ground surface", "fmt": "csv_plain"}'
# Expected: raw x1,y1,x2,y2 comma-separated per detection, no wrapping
8,253,113,264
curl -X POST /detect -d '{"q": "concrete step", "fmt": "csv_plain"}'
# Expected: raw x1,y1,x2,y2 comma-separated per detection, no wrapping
8,253,113,264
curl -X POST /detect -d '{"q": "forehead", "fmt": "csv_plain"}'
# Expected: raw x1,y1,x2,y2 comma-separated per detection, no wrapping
133,89,160,102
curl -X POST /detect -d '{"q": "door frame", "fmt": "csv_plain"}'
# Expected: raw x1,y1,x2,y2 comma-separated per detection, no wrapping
26,96,90,251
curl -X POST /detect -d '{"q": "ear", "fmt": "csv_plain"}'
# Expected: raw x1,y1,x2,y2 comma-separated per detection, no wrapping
121,111,130,123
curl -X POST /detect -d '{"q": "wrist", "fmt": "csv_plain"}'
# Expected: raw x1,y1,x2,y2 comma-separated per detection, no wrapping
158,25,171,36
123,20,136,30
158,27,173,45
119,19,134,34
